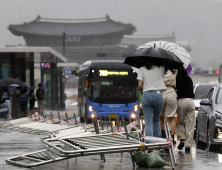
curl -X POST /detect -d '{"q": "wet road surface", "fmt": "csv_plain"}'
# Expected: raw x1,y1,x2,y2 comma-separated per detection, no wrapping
1,128,222,170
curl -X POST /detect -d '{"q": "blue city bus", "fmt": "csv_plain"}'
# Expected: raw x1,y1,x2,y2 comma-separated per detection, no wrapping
78,60,138,123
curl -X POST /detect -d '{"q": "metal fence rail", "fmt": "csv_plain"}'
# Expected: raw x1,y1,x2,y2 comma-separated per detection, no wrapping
6,133,174,169
2,121,75,135
42,133,169,155
0,117,81,135
4,114,177,169
6,136,170,168
5,149,67,168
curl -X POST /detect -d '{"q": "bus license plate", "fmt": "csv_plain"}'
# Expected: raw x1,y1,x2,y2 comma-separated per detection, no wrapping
109,114,118,119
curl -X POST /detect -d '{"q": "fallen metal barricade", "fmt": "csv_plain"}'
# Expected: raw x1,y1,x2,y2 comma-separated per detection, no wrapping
0,112,83,135
6,133,171,168
6,149,67,168
5,114,177,169
42,133,169,155
40,127,97,141
2,120,76,135
164,122,177,169
5,145,132,168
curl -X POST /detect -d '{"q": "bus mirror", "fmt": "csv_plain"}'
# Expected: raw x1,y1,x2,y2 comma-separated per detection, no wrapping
85,80,89,87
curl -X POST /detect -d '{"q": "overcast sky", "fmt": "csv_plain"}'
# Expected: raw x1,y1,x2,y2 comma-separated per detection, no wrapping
1,0,222,69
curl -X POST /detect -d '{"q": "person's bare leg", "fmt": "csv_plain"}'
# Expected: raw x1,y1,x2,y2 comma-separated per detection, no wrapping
171,118,176,135
164,117,173,132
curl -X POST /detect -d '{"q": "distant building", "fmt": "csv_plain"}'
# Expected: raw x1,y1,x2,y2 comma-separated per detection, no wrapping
8,15,138,63
52,44,136,63
8,15,192,65
121,32,192,53
0,47,67,112
121,32,176,46
8,15,136,47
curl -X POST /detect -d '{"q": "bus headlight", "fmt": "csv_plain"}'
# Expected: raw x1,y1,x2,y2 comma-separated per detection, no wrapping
91,113,95,118
134,105,138,112
89,105,96,112
131,113,136,118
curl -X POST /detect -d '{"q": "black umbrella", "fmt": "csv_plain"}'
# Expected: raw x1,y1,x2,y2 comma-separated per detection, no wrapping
124,47,183,68
0,77,27,89
8,84,34,95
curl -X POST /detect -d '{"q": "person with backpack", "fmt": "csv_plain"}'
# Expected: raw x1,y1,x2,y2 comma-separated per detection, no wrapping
36,84,45,114
175,65,195,152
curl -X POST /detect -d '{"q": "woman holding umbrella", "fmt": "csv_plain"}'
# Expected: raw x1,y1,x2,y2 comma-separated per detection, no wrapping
137,58,167,141
124,41,191,144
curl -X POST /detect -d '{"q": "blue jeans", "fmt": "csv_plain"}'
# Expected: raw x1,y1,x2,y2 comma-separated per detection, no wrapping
142,91,163,143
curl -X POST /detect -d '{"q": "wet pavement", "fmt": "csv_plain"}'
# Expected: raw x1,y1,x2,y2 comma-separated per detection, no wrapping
1,127,222,170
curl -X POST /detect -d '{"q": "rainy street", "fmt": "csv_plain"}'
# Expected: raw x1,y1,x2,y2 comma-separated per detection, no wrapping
1,0,222,169
1,125,222,170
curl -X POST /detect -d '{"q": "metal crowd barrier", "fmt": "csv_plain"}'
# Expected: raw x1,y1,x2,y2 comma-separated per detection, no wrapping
4,112,177,169
6,131,176,169
164,122,177,168
0,112,83,135
42,133,169,155
6,132,172,168
5,149,67,168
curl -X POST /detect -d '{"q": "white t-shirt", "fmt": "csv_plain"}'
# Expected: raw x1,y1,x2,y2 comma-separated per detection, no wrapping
137,66,167,93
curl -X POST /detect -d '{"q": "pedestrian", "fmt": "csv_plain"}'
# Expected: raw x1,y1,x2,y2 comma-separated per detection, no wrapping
159,68,178,145
0,89,8,119
137,58,167,143
28,89,36,110
36,84,45,115
18,88,28,117
175,65,195,152
0,89,4,104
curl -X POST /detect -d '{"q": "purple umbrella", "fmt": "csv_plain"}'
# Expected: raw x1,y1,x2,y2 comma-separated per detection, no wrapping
186,64,192,75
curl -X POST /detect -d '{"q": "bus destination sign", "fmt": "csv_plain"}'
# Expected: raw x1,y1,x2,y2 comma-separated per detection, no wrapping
99,70,128,76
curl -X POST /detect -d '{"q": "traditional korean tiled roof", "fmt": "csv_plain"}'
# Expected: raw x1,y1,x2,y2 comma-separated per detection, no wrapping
52,44,136,63
8,15,136,36
121,32,176,46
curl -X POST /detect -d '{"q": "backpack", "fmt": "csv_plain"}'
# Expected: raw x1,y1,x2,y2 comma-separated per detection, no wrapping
37,89,44,100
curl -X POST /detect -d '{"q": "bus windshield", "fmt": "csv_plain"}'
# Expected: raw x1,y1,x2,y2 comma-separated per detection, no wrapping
88,72,138,104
